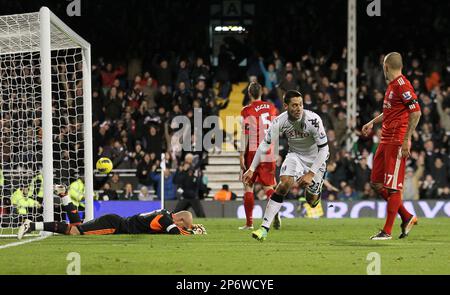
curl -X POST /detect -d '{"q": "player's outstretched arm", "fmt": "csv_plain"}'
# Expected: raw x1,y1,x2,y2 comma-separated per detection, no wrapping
242,140,270,184
362,113,383,136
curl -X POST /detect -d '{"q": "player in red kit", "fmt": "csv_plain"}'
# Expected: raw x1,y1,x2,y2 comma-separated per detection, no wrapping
239,82,279,230
362,52,421,240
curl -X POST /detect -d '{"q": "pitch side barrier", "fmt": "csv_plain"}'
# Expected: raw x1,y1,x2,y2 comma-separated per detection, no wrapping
89,200,450,218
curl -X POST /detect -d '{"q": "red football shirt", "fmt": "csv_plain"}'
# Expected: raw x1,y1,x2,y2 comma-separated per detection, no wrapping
381,75,421,145
241,100,278,161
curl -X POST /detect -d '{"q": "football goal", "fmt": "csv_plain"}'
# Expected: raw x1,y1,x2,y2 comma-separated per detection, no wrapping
0,7,93,237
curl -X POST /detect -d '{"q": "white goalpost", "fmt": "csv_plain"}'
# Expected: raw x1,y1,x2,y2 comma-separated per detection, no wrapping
0,7,93,237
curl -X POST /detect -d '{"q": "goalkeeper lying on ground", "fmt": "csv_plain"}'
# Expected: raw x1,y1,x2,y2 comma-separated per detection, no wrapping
17,185,206,239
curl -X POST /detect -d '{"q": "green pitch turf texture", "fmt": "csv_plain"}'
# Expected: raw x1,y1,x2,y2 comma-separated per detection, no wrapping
1,218,449,274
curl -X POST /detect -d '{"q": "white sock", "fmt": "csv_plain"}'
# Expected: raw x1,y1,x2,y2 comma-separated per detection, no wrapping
35,222,44,231
261,199,282,229
61,195,71,206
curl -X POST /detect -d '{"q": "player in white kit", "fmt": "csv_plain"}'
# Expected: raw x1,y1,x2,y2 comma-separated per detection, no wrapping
243,90,329,241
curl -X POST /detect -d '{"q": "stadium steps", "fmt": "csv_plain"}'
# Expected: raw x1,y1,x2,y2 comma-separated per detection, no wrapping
205,151,242,198
205,164,240,173
204,83,247,197
218,82,247,153
208,156,240,165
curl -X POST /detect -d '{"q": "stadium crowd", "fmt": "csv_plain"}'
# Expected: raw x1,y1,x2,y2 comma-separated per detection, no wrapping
89,54,221,202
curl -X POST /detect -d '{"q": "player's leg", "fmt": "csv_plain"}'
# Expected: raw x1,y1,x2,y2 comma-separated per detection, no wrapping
258,163,279,229
252,154,298,241
371,145,415,240
371,182,412,224
252,175,294,241
77,214,126,235
261,154,299,230
369,144,392,240
382,145,417,238
370,145,411,223
239,182,255,230
263,185,281,230
240,154,258,230
304,164,327,208
17,219,76,239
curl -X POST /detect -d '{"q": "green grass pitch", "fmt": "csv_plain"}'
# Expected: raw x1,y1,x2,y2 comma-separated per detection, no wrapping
1,218,449,274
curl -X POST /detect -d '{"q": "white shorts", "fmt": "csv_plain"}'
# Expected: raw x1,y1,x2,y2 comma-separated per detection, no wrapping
280,152,327,195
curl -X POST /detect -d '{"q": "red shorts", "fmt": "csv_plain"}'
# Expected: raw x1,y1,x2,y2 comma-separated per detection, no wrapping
245,153,276,187
371,143,406,190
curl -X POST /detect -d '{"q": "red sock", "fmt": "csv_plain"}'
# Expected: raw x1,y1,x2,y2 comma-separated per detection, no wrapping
265,189,275,199
383,191,402,235
379,188,412,223
243,192,254,226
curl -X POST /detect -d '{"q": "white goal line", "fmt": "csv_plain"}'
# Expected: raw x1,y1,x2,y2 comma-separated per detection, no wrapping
0,235,49,250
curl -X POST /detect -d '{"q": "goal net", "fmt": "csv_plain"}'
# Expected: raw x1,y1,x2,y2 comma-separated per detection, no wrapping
0,7,93,237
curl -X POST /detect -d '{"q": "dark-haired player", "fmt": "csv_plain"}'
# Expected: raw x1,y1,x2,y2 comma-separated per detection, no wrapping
362,52,421,240
243,90,329,241
17,185,205,239
239,82,279,230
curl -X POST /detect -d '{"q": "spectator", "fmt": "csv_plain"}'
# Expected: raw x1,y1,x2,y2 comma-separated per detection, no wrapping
430,157,449,189
353,157,371,193
120,183,138,200
153,58,172,89
337,185,359,201
136,153,153,189
360,183,377,199
403,161,424,201
100,63,125,95
214,184,237,201
108,173,124,192
438,187,450,199
191,57,210,84
420,175,438,199
423,140,438,174
138,186,154,201
101,182,118,201
258,57,278,90
92,89,105,123
173,81,193,113
104,87,122,120
155,84,172,113
129,143,145,166
175,59,191,88
333,109,347,146
144,126,163,156
317,103,334,131
436,92,450,134
173,164,206,217
142,76,158,110
194,79,215,110
110,140,127,168
150,165,177,200
277,71,299,99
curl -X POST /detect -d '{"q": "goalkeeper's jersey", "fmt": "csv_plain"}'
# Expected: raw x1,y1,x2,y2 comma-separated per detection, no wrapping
263,110,328,167
126,209,192,235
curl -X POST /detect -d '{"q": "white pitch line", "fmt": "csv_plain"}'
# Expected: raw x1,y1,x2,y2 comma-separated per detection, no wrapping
0,236,49,250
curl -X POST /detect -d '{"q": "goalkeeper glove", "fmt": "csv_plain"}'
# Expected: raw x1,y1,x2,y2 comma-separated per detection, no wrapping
191,224,207,235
